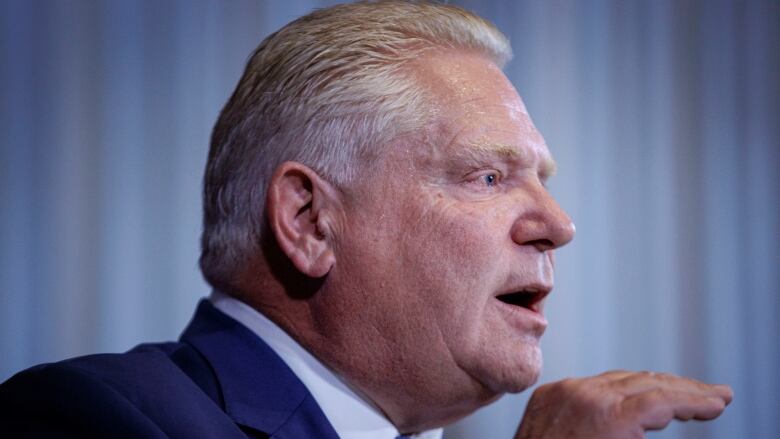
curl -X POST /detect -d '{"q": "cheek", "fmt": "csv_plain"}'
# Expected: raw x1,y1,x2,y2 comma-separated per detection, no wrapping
398,195,511,322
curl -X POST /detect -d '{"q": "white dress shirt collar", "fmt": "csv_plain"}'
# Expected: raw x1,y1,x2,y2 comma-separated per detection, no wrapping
209,291,443,439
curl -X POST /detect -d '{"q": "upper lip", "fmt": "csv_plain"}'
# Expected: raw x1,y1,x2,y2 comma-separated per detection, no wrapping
494,283,552,313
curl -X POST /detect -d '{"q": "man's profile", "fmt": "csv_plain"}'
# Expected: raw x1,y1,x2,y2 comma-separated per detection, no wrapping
0,1,731,438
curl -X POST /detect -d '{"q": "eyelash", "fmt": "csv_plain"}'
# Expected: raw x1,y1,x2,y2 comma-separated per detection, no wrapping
468,171,501,189
467,171,549,191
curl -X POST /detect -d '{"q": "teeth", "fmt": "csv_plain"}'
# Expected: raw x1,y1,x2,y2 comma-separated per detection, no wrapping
524,287,539,294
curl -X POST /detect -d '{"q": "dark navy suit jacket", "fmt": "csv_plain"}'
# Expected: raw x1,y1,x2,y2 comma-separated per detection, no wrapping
0,300,340,438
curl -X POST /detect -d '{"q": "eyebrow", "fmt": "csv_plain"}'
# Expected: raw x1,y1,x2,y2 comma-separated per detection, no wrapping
451,142,558,180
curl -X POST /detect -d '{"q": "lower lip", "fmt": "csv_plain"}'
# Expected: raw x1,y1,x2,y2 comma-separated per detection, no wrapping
493,299,548,334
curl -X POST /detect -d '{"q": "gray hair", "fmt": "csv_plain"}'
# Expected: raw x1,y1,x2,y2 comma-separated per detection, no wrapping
200,0,512,292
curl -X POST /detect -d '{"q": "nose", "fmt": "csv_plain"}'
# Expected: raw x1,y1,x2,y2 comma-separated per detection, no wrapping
510,188,575,252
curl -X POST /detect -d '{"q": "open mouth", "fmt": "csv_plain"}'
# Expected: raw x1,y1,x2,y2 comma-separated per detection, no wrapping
495,288,548,312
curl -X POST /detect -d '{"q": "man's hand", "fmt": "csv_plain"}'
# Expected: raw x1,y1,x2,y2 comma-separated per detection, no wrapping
514,370,733,439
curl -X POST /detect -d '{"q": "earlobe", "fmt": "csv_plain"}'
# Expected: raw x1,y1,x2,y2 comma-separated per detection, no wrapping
308,247,335,278
266,162,338,278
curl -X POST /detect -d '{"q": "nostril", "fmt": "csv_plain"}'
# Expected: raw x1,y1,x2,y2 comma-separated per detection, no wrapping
525,238,555,251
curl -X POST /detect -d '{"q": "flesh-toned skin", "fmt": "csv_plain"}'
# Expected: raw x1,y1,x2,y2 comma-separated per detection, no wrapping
258,49,732,436
301,50,574,430
515,371,732,439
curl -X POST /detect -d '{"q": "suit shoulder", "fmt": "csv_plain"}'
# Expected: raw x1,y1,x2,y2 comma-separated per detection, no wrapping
0,354,169,437
0,343,245,438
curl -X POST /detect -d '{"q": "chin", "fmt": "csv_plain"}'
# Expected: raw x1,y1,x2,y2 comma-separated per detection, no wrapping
479,345,543,395
503,367,541,394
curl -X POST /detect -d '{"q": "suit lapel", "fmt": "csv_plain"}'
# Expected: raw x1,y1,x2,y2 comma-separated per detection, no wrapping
180,300,339,439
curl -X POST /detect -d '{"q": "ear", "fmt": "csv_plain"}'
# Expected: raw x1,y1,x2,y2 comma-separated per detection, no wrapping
266,161,340,278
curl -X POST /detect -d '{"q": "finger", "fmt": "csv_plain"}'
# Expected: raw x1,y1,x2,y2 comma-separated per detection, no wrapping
623,388,728,431
713,384,734,405
612,372,731,402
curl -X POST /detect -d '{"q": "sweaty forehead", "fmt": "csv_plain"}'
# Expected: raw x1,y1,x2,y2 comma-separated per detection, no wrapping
406,50,554,175
412,49,527,113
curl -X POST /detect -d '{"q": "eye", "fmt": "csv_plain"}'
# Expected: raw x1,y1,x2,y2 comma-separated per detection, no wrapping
483,173,498,187
464,170,502,191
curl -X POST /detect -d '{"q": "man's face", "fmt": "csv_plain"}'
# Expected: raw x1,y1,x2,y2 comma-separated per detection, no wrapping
314,50,575,423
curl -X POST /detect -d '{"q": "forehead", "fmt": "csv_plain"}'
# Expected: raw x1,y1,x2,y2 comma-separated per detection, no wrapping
407,50,555,173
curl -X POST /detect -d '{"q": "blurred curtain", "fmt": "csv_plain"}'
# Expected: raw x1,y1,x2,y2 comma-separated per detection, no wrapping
1,1,777,438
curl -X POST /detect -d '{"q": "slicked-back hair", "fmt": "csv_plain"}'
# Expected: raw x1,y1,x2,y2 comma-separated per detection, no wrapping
200,0,512,293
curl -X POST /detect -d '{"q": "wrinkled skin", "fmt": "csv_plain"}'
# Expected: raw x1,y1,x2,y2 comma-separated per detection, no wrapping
304,50,575,431
263,49,732,436
515,371,732,439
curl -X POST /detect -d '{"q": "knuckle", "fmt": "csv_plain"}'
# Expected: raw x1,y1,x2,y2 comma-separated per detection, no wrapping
655,372,675,381
536,379,563,394
600,369,629,377
573,387,619,412
547,377,578,395
532,380,568,400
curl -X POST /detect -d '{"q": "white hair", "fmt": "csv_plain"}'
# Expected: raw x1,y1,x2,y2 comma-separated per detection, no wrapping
200,0,512,293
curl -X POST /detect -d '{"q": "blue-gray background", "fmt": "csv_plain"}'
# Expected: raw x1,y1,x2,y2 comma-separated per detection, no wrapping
1,1,778,438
